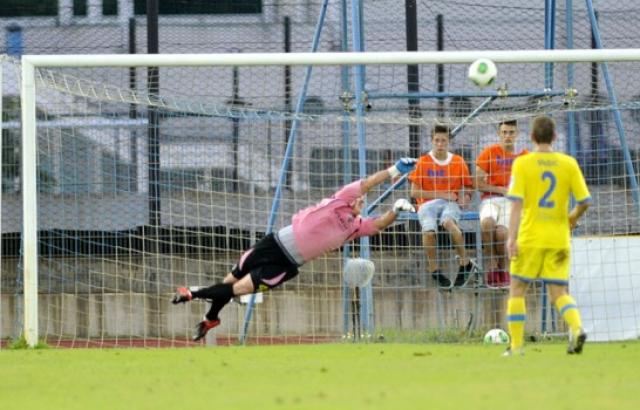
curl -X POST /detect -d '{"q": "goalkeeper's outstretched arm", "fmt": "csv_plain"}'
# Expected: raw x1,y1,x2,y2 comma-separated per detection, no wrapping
361,158,417,193
373,199,415,230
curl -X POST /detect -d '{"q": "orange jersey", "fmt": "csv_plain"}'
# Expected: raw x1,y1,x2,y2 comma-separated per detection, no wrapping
476,144,528,197
408,152,472,208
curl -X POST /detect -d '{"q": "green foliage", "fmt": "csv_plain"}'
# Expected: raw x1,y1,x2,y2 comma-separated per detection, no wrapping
8,336,49,350
376,327,487,343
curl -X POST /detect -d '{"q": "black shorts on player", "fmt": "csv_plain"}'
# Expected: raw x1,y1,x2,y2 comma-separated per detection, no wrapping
231,233,300,291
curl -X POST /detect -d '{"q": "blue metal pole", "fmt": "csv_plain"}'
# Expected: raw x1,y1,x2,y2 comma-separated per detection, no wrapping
450,97,495,137
565,0,579,223
544,0,556,89
550,0,556,88
239,0,332,344
585,0,640,208
350,0,374,337
340,0,354,337
566,0,577,158
541,0,556,335
541,283,548,334
6,24,23,57
544,0,550,83
359,0,366,83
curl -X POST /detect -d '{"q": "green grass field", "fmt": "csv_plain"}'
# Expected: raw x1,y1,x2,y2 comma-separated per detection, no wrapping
1,342,638,409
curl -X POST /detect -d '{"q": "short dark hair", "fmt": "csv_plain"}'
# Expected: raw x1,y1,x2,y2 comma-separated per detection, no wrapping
531,116,555,144
498,119,518,129
431,123,451,139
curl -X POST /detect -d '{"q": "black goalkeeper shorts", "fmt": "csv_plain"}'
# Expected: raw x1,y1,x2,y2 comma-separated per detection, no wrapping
231,233,300,292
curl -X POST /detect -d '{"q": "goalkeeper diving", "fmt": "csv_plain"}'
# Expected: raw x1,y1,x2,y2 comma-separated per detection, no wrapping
171,158,417,341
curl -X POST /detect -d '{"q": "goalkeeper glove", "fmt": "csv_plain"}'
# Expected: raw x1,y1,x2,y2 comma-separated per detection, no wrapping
393,198,415,213
388,158,417,178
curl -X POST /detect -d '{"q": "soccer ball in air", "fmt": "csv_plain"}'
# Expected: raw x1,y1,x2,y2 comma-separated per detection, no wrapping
483,328,509,344
468,58,497,88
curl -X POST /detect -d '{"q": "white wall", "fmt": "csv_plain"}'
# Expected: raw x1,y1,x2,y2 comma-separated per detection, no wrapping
572,236,640,341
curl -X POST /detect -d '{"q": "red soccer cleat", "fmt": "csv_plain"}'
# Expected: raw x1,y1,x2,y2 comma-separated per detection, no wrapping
171,287,192,304
193,319,221,341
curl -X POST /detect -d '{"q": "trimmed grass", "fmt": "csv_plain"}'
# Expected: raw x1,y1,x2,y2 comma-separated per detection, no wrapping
1,342,638,409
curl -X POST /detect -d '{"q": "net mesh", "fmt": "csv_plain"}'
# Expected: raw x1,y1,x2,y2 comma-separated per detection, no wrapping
2,0,640,347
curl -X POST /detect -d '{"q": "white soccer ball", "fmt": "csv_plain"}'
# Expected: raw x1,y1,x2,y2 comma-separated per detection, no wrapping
483,328,510,344
468,58,498,88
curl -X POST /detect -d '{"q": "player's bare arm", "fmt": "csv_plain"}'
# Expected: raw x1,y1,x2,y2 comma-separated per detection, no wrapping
475,166,507,195
373,199,415,230
569,202,590,229
507,199,523,259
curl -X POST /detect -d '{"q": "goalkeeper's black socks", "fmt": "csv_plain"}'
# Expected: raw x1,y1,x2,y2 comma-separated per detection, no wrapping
206,297,232,321
191,283,235,321
191,283,234,300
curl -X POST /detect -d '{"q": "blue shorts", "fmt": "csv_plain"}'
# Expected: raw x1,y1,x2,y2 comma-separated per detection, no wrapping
417,199,461,232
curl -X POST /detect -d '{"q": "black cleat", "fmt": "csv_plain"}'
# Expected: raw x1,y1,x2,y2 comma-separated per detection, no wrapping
567,329,587,354
454,262,471,287
193,318,221,341
431,270,452,288
454,265,468,287
455,259,479,287
171,287,192,304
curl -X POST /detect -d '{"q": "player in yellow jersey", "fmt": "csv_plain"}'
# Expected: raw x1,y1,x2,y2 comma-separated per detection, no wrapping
505,116,591,355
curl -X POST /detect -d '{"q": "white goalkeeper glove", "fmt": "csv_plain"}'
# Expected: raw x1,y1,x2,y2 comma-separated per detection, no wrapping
387,157,418,178
393,198,415,213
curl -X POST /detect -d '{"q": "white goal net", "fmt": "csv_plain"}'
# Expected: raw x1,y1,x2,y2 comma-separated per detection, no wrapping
3,48,640,347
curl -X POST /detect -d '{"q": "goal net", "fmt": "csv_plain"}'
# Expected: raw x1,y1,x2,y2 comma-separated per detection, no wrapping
4,48,640,347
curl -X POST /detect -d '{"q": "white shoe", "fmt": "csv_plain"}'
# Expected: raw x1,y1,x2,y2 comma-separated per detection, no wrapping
502,346,524,357
567,328,587,355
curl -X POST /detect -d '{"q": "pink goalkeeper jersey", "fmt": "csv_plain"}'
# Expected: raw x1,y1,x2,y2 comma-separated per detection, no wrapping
291,180,380,262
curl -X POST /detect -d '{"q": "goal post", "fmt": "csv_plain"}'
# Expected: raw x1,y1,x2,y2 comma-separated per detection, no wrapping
18,49,640,347
20,60,39,347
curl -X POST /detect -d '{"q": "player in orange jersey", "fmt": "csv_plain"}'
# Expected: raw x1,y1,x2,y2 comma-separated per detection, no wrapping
409,124,475,288
475,119,528,287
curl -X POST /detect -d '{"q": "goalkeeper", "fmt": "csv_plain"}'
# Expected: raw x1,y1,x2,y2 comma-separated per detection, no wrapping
171,158,417,341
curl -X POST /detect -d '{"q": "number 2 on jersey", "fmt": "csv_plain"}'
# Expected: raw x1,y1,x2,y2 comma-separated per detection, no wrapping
538,171,556,208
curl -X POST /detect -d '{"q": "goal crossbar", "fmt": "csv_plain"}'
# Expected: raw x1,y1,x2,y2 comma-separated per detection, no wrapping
22,48,640,69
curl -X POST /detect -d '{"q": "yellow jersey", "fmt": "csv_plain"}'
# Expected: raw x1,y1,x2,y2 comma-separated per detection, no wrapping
507,152,591,249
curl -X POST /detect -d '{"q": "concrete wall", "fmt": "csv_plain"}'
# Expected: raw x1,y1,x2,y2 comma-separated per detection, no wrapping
1,287,533,340
0,250,554,341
